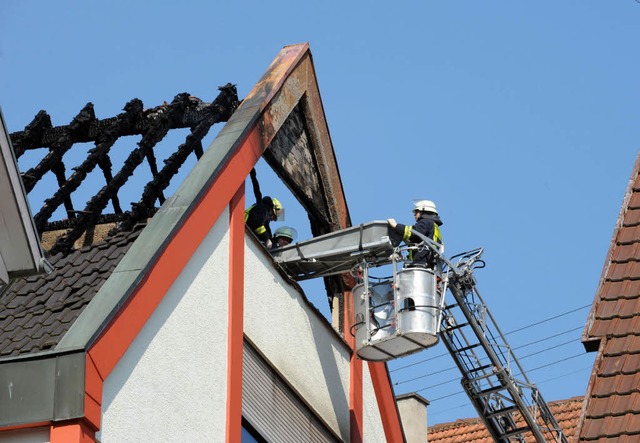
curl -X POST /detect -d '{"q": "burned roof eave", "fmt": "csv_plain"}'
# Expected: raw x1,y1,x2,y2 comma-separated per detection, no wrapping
260,49,351,233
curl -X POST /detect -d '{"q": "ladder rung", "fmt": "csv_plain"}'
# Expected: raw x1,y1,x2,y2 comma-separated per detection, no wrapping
467,368,498,383
501,426,530,440
444,322,469,331
468,363,493,373
456,343,480,353
486,405,519,419
477,384,507,397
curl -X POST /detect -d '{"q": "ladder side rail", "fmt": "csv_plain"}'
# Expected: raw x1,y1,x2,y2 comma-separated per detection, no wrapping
448,280,550,443
464,288,509,363
463,381,527,443
448,282,518,383
469,284,535,387
463,286,567,442
463,379,516,443
440,314,498,386
530,387,569,443
440,324,523,443
440,302,527,442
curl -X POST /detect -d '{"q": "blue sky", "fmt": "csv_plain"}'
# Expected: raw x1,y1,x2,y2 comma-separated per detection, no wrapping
2,1,639,427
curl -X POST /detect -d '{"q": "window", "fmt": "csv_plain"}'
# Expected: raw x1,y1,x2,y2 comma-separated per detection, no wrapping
242,417,266,443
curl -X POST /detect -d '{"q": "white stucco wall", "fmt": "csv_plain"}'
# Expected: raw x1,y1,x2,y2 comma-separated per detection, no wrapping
97,206,391,442
0,428,49,443
244,239,352,440
397,396,428,443
362,361,390,443
98,207,230,443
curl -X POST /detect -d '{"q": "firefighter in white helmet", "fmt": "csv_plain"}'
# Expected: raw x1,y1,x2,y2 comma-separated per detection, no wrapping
271,226,297,249
387,200,443,266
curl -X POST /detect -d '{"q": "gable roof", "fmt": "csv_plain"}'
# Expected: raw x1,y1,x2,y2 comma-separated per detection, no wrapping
0,88,238,360
0,43,357,362
0,44,398,438
577,150,640,441
428,396,583,443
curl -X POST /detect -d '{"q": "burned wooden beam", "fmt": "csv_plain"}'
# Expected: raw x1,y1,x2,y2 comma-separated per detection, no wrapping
11,83,238,257
33,99,144,231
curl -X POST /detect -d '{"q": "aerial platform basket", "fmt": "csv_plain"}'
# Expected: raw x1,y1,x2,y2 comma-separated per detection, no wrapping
271,221,402,281
272,221,445,361
353,266,444,361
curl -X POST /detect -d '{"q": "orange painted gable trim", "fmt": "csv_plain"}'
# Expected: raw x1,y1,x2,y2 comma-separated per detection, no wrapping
83,353,102,430
50,420,95,443
369,361,404,442
87,125,262,381
226,185,245,441
80,44,312,438
343,289,363,442
84,45,313,380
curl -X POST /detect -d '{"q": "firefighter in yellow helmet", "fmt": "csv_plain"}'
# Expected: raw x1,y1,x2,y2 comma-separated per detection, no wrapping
387,200,443,266
244,196,284,247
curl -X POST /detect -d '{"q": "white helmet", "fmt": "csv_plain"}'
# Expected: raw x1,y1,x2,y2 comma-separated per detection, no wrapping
413,199,438,215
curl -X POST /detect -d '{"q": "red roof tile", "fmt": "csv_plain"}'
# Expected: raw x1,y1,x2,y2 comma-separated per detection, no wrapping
623,209,640,226
579,151,640,441
428,397,583,443
616,223,640,245
628,191,640,210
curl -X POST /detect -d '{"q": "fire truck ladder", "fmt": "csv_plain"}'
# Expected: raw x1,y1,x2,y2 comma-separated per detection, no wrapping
272,223,568,443
439,247,568,443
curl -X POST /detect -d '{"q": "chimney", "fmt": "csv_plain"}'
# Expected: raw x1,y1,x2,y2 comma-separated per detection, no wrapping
396,393,430,443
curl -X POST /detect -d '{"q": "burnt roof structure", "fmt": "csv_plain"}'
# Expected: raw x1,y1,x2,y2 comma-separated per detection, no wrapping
10,86,238,256
0,44,384,439
0,86,238,357
0,43,353,363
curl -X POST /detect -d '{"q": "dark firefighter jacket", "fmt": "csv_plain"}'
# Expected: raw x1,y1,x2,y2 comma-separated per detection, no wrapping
244,199,273,243
392,213,443,264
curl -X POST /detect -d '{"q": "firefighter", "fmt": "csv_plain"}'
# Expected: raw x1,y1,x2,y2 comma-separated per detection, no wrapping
387,200,443,266
245,196,284,248
271,226,297,248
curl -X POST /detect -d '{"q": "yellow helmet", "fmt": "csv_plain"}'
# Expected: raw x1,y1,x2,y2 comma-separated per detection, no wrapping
271,197,284,221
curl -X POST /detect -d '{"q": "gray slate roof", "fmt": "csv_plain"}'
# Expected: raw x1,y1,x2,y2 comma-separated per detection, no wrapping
0,228,141,357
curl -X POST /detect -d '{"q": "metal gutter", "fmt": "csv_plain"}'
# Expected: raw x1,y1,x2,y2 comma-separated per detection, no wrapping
0,350,86,427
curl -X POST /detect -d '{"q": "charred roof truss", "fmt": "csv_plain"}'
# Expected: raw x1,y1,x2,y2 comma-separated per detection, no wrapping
9,85,238,255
